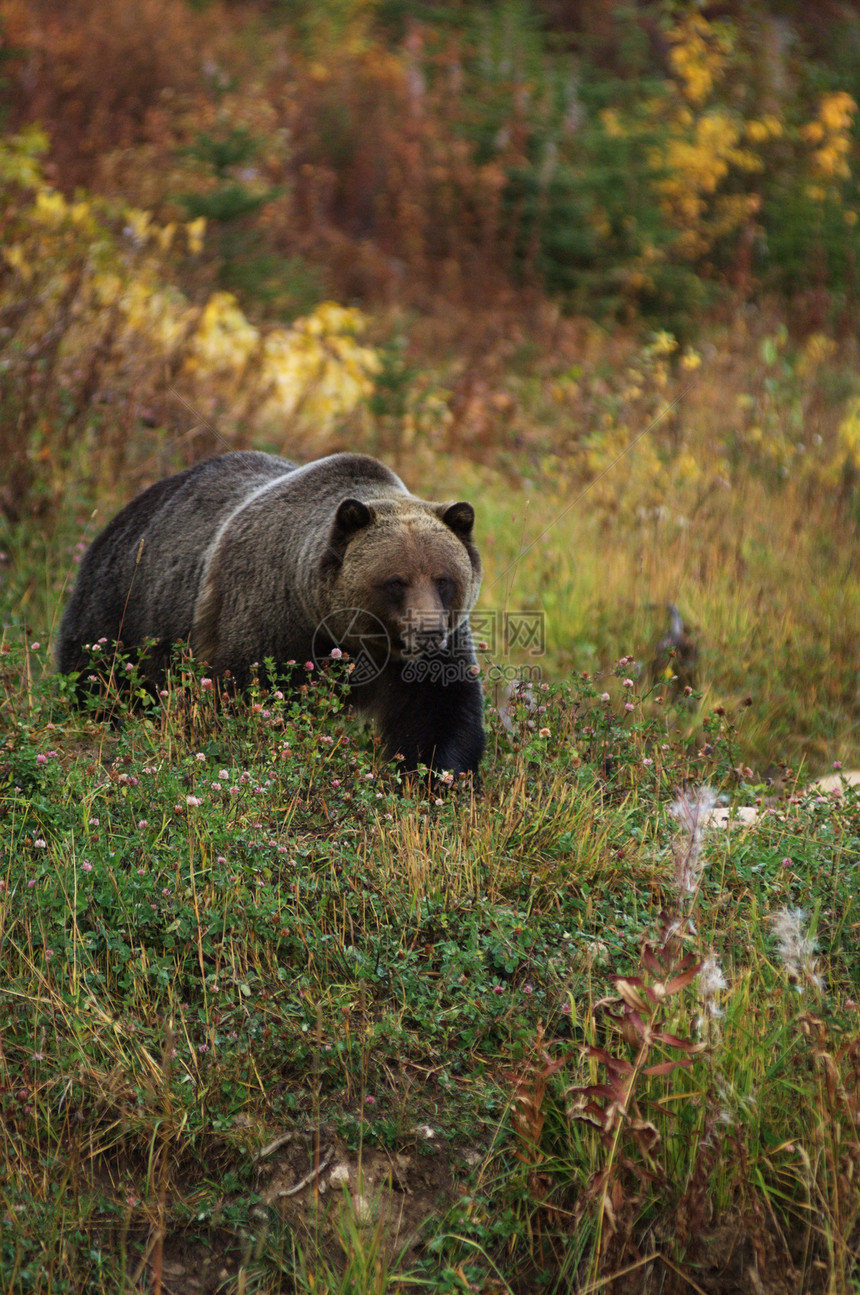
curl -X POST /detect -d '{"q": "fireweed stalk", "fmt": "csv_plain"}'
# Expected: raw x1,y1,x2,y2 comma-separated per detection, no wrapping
669,784,718,905
771,906,824,994
669,787,728,1039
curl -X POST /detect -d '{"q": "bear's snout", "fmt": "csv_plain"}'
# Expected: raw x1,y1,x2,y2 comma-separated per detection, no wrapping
400,610,449,657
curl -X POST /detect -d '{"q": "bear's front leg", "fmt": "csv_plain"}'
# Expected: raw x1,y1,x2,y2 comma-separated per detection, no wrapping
366,649,486,777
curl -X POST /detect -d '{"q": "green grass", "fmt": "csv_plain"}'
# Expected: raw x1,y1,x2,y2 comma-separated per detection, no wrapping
2,306,860,1294
1,608,858,1292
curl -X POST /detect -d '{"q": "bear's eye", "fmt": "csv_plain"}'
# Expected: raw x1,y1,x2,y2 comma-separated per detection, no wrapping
382,577,408,599
436,577,455,605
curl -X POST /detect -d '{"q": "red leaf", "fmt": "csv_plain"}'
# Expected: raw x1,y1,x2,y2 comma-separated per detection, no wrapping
624,1008,651,1039
584,1046,634,1074
615,978,651,1012
653,1030,707,1053
643,1057,693,1076
664,966,702,995
642,947,663,975
574,1084,617,1100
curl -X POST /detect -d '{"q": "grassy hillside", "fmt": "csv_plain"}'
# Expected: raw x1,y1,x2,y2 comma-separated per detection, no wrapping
1,635,859,1292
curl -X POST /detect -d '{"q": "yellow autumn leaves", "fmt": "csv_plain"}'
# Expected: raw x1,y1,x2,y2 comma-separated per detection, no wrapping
1,130,380,441
571,323,859,520
802,91,857,207
655,16,773,259
185,296,379,428
598,13,858,265
668,12,731,107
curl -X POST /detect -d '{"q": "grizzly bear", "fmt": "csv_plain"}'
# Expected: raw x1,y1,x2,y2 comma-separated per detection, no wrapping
57,451,485,776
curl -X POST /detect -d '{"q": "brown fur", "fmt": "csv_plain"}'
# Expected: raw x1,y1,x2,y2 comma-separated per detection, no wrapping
57,451,486,775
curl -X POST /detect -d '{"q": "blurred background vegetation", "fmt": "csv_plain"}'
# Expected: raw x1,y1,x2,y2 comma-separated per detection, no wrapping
1,0,859,769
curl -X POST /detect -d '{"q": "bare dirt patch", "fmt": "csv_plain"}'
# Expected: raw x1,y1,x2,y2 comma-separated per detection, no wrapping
134,1124,465,1293
255,1124,457,1261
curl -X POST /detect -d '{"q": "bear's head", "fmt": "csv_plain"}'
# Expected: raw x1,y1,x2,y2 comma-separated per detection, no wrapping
321,495,481,664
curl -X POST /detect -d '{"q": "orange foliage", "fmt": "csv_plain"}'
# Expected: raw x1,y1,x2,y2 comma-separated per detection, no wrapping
2,1,520,307
3,2,859,317
0,0,215,188
275,38,517,305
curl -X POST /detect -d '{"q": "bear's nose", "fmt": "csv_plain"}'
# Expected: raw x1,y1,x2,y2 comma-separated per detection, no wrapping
402,613,448,655
413,626,447,651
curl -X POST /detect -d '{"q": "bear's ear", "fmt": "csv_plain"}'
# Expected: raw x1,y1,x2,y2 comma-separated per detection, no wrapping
439,501,475,538
335,497,374,535
323,498,376,571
